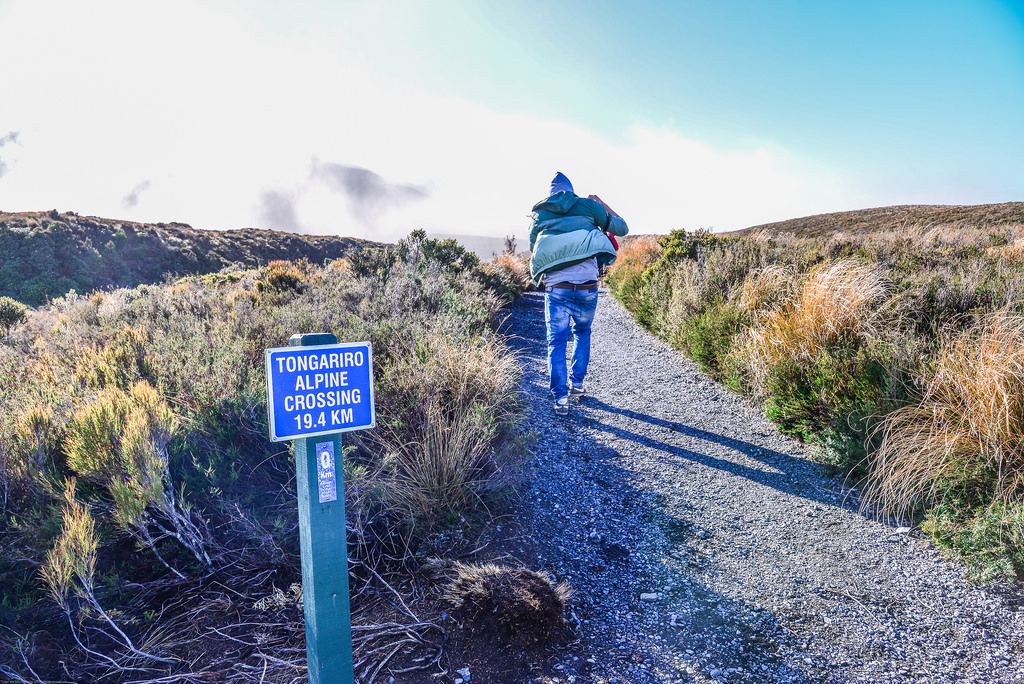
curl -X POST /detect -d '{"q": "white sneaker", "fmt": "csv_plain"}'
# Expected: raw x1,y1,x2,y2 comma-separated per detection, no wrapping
554,397,569,416
569,384,585,398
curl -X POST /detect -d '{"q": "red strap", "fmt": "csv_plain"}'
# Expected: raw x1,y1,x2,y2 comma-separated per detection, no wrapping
608,233,619,251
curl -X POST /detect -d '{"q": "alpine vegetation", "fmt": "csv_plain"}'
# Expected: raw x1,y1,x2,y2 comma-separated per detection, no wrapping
0,229,530,680
607,206,1024,581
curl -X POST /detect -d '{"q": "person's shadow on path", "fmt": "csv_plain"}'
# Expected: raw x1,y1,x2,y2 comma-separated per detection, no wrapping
499,291,852,510
579,397,848,509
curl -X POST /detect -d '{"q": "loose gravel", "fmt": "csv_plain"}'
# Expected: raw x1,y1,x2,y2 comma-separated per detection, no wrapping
499,289,1024,684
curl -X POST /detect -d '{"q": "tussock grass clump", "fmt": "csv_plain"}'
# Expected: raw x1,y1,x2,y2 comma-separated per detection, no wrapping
739,260,887,379
375,333,523,521
441,561,573,642
864,312,1024,521
738,264,794,319
732,260,890,459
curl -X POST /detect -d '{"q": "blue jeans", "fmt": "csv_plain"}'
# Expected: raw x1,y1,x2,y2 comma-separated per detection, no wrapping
545,288,599,400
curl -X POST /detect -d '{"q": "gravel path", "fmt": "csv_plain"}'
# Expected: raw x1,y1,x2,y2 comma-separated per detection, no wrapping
500,289,1024,684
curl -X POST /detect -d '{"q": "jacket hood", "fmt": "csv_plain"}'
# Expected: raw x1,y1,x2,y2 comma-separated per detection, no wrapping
532,191,579,215
550,171,574,195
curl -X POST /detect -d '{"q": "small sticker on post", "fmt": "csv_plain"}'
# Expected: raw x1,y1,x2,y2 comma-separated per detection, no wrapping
316,441,338,504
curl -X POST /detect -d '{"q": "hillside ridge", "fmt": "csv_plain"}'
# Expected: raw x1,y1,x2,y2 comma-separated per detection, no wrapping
0,210,377,305
724,201,1024,238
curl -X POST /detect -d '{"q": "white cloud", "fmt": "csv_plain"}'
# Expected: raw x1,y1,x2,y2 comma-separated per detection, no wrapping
0,0,855,241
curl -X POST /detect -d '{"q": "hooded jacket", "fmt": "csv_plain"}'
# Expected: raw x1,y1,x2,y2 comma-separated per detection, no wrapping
529,191,629,284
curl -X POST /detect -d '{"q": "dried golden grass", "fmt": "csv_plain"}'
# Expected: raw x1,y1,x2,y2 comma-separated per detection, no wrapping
863,311,1024,519
987,240,1024,264
738,259,887,385
485,252,533,292
738,264,794,318
380,333,522,519
606,234,661,279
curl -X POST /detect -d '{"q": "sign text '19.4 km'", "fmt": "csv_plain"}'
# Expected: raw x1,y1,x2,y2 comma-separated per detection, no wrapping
265,341,376,442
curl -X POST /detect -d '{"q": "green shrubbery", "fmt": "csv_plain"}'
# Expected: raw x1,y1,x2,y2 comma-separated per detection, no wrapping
608,223,1024,581
0,296,27,338
0,231,529,678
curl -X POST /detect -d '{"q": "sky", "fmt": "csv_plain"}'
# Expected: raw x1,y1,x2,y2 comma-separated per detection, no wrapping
0,0,1022,242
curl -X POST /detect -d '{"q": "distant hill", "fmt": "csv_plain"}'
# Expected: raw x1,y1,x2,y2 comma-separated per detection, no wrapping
0,211,377,306
723,202,1024,239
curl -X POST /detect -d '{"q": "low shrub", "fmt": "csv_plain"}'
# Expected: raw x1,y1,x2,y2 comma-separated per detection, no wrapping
41,478,173,666
40,479,98,613
607,219,1024,579
0,295,28,338
606,234,661,326
675,300,747,380
65,381,212,574
0,229,532,678
255,259,306,294
922,500,1024,582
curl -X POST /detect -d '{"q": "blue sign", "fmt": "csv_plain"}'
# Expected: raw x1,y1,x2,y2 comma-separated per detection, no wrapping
265,341,376,442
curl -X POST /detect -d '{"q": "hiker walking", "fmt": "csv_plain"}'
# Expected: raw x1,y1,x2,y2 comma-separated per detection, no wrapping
529,172,628,415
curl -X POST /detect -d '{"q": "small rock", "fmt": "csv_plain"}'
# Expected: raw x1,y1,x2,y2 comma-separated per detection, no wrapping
457,667,471,681
640,593,660,602
895,526,912,534
710,668,722,678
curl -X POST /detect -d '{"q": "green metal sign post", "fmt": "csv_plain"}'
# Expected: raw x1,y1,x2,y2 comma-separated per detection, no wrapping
265,333,376,684
295,428,352,683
